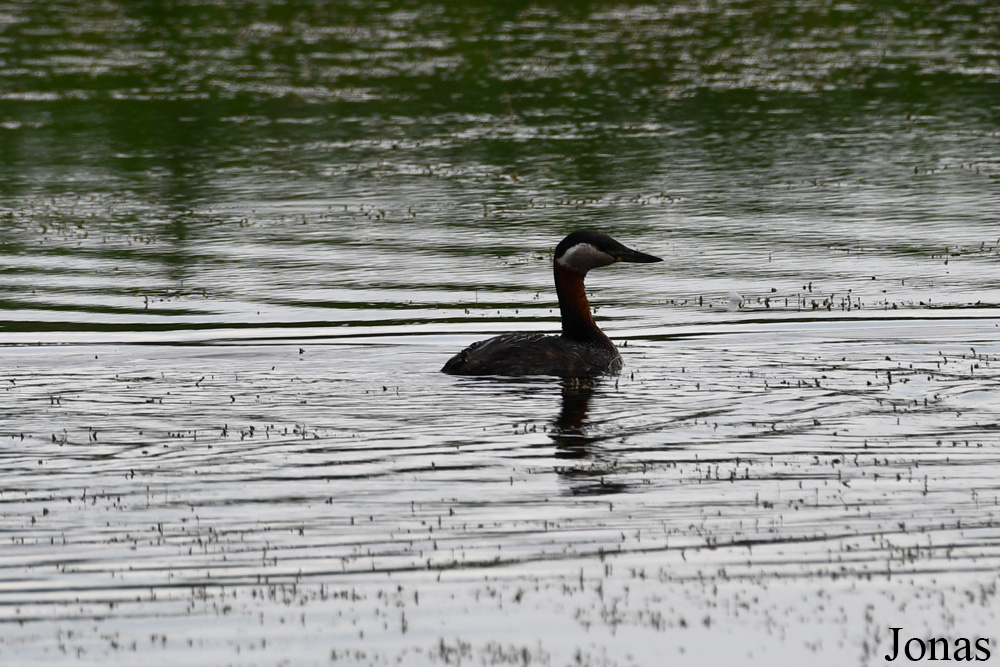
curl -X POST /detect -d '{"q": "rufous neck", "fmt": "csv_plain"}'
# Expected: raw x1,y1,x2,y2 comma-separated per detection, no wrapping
554,263,606,342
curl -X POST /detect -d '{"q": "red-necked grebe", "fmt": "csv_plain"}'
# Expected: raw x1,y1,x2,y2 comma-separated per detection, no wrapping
442,231,661,377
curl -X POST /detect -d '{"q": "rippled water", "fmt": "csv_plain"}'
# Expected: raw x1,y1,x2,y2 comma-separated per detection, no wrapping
2,1,1000,665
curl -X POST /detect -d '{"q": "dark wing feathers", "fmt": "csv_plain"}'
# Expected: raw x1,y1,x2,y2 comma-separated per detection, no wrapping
442,333,620,377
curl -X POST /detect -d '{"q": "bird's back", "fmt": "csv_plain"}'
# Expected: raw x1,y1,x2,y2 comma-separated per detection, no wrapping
441,332,621,377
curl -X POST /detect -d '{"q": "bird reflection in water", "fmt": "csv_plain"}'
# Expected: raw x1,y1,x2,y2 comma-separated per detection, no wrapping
551,378,628,495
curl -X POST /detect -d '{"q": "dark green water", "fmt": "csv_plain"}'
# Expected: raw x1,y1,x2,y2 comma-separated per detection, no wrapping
1,2,999,665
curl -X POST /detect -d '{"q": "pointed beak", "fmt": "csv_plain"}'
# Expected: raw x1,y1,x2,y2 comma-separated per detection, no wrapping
614,246,662,263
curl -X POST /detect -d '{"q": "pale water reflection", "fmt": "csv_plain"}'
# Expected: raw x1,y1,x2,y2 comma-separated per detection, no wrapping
4,318,1000,664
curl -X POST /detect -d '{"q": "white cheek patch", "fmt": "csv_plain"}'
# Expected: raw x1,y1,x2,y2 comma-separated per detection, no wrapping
557,243,615,273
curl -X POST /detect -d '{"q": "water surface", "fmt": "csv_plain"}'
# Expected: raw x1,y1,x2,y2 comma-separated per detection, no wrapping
2,1,1000,664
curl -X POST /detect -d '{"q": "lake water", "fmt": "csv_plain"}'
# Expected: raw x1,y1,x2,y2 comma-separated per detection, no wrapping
2,1,1000,665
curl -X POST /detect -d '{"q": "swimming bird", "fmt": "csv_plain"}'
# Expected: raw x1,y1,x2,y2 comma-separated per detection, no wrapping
442,231,661,377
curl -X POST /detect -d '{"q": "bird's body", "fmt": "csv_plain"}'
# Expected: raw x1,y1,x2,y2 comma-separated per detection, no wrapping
442,231,660,377
441,331,622,377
